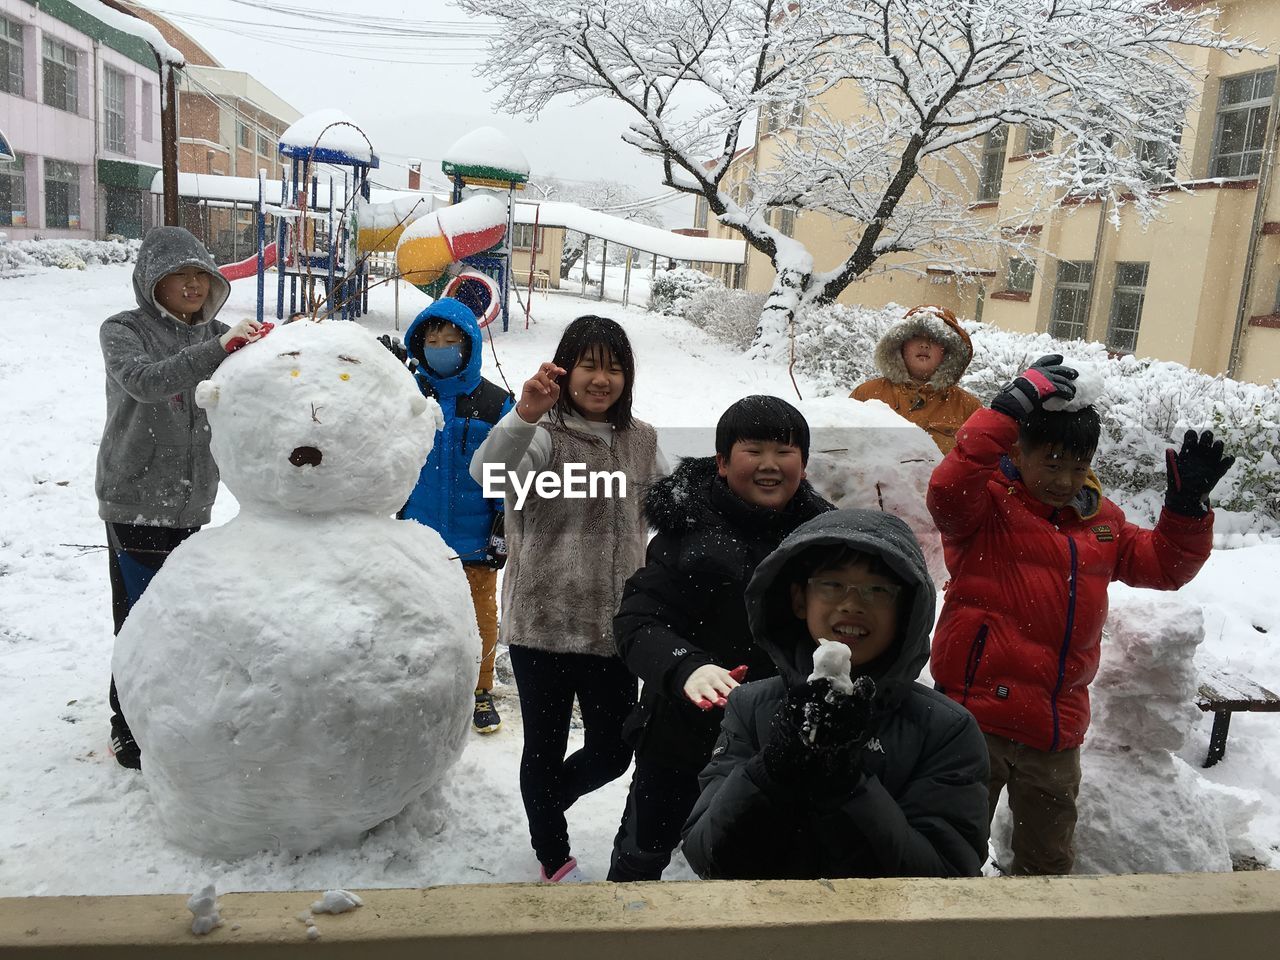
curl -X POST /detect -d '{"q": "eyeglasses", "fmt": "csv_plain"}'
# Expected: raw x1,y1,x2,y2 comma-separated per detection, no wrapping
806,577,902,608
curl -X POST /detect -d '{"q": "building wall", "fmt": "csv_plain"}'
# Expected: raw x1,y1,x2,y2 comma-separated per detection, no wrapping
709,0,1280,384
1,0,161,239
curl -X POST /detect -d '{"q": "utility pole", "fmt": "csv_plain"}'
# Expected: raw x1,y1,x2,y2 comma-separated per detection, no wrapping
156,54,181,227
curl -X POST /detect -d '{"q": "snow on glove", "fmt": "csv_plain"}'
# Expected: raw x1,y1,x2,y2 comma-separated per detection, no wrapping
991,354,1078,422
378,334,408,364
761,677,876,793
1165,429,1235,518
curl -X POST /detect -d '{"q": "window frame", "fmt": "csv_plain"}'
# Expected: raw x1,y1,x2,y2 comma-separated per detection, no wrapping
237,122,254,150
103,65,128,155
1106,262,1149,354
1048,260,1094,340
977,124,1008,201
257,131,272,157
1007,257,1036,294
0,153,28,227
42,36,80,114
1,15,23,97
693,197,708,230
1024,124,1054,155
510,222,543,251
1210,68,1276,179
774,206,796,238
43,158,81,229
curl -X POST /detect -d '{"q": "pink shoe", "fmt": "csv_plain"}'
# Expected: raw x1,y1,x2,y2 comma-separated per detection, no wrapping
539,857,587,883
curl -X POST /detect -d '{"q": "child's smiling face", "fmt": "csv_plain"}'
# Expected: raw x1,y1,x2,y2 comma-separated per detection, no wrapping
566,345,625,422
717,439,804,510
790,557,901,668
901,336,945,382
1010,441,1094,508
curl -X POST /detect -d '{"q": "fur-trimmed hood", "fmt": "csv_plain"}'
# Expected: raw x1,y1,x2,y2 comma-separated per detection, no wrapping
874,305,974,391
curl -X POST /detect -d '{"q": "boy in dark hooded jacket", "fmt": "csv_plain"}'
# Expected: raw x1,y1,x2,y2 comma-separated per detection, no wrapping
682,509,990,880
398,296,513,733
608,396,833,882
98,226,267,768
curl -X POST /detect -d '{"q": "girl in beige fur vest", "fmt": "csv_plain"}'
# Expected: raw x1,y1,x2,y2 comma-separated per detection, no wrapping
469,315,664,883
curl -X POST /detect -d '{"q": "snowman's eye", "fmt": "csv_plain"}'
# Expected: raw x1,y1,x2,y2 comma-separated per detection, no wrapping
339,373,351,381
290,370,300,378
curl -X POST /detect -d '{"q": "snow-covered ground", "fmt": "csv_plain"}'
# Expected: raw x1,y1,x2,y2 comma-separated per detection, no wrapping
0,263,1276,896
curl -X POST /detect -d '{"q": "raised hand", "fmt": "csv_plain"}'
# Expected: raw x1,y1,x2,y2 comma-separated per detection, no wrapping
1165,429,1235,517
991,354,1079,421
516,361,566,424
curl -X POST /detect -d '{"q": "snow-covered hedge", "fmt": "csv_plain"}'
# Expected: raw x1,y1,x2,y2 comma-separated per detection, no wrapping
684,286,767,351
0,238,142,274
789,302,1280,523
648,267,718,316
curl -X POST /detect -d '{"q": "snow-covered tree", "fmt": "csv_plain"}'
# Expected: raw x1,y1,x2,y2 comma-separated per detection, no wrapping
457,0,1254,355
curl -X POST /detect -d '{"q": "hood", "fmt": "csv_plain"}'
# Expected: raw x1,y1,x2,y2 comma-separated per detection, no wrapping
745,509,936,706
999,456,1104,520
644,455,831,538
404,297,483,397
132,226,231,323
874,305,974,390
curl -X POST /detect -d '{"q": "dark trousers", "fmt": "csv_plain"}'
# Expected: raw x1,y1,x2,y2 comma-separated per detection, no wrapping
509,644,637,874
607,755,703,882
107,522,199,730
985,732,1082,876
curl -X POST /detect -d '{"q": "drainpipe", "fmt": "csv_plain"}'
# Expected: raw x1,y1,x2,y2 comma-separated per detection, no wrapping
1087,193,1111,344
1227,56,1280,379
92,40,101,238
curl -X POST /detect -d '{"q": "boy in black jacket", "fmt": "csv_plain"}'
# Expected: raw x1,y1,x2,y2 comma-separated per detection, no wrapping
681,509,990,880
608,396,833,882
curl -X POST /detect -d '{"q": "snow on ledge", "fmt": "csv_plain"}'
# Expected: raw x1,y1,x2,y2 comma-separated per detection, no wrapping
64,0,185,66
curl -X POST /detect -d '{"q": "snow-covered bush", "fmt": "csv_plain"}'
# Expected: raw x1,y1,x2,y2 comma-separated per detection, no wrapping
780,301,1280,523
648,267,717,316
1,238,142,270
683,286,766,351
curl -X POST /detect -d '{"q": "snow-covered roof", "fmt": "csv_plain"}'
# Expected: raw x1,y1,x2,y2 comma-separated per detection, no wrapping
150,172,429,209
65,0,185,65
512,200,747,263
442,127,530,182
279,111,378,166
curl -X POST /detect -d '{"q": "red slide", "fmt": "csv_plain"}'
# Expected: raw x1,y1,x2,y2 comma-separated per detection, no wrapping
219,242,278,281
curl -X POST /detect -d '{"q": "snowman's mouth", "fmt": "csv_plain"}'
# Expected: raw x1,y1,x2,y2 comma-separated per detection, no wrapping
289,446,323,467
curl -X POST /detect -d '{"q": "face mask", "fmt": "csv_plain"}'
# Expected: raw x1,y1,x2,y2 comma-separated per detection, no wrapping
424,343,465,377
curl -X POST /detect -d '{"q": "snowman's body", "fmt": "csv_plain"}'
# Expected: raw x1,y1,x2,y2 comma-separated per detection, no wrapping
113,321,475,859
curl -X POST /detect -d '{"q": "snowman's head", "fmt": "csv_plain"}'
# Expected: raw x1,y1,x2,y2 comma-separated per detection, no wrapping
195,320,441,516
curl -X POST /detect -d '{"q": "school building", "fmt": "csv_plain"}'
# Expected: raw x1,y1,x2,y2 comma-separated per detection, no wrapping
695,0,1280,385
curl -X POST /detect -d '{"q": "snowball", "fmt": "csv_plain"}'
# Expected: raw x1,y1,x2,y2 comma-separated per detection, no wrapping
186,884,221,936
798,396,946,585
1043,360,1103,412
114,322,474,858
311,890,364,914
808,639,854,694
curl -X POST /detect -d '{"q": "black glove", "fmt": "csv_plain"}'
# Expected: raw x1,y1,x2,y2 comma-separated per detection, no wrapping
378,334,408,364
1165,429,1235,518
991,354,1079,421
761,677,876,794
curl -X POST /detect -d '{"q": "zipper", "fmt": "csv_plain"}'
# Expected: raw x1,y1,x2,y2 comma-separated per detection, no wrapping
1049,537,1080,751
961,624,989,704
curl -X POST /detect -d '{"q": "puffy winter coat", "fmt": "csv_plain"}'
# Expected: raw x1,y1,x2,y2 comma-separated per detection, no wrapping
681,509,990,880
400,298,512,563
96,227,232,527
615,456,833,770
850,305,982,453
928,407,1214,752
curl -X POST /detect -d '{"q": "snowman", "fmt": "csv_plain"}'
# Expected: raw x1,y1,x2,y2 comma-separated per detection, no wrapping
112,319,477,859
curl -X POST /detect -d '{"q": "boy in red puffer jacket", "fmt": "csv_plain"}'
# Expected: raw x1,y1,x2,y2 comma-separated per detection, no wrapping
927,354,1234,876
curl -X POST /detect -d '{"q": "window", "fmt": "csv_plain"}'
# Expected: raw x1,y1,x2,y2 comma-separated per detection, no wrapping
1049,260,1093,340
1274,276,1280,314
977,125,1008,201
1211,69,1275,179
140,81,153,141
1024,124,1054,155
238,123,253,149
511,222,542,250
1007,258,1035,294
1137,130,1181,186
772,206,795,237
760,101,801,134
42,37,79,113
1106,262,1149,353
104,66,128,154
1,154,27,227
44,159,81,229
1,16,22,96
693,197,708,230
258,132,272,156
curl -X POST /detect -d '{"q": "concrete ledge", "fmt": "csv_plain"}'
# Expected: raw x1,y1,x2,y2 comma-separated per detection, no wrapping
1,872,1278,958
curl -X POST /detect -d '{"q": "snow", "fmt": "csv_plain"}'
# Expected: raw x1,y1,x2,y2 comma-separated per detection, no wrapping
2,260,1279,894
64,0,185,66
311,889,363,914
186,883,221,935
808,639,854,694
1044,360,1104,413
279,111,376,164
514,200,747,263
444,127,531,177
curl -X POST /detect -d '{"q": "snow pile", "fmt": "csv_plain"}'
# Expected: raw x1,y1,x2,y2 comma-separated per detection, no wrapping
1073,593,1235,873
808,638,853,694
796,396,946,585
311,889,363,914
1043,360,1103,412
186,883,221,935
649,268,719,315
354,193,435,232
0,238,141,273
444,126,530,177
112,321,476,858
280,110,375,162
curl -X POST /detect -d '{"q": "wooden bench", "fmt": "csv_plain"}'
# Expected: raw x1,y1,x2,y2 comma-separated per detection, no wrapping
1195,668,1280,767
514,269,551,292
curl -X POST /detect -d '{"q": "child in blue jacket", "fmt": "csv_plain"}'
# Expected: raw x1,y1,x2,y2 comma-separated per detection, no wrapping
398,297,513,733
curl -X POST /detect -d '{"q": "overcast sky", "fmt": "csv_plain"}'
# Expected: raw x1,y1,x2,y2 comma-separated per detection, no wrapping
134,0,694,224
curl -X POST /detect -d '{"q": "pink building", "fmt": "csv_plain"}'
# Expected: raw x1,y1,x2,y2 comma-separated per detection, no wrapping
1,0,162,239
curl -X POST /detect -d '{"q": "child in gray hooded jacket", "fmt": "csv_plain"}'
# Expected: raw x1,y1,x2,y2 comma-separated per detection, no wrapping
97,226,267,769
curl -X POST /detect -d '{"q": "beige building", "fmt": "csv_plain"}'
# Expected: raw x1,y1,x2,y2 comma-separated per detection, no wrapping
699,0,1280,384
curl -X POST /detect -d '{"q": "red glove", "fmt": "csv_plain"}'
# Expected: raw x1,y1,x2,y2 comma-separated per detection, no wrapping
695,666,749,710
224,321,275,353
